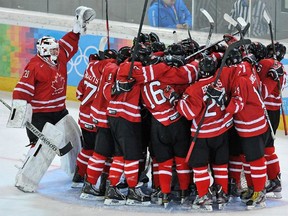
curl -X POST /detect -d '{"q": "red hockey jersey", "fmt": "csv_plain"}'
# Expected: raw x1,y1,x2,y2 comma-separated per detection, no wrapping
77,59,116,131
176,76,233,138
257,58,287,111
13,32,79,113
90,62,118,128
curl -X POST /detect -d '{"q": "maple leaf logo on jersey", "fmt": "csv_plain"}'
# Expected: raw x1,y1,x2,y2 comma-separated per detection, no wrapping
52,73,65,95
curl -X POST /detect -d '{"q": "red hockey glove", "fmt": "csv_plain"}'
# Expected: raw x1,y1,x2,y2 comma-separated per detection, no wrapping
223,34,238,45
163,85,179,105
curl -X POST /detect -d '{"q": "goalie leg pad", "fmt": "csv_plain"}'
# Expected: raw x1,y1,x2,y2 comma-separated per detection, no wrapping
55,115,82,178
15,122,64,192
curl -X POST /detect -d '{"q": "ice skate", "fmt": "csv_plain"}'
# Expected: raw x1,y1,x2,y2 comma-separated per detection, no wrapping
228,178,241,198
162,193,172,208
71,166,84,188
246,190,266,210
150,187,163,205
240,186,253,204
104,185,126,205
266,174,282,199
126,186,151,206
215,185,229,210
80,180,105,201
192,187,213,211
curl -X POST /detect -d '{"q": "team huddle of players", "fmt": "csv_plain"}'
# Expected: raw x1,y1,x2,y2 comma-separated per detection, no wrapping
72,31,286,211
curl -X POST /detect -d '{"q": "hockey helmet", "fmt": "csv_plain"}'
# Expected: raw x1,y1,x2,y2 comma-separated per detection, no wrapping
198,56,217,78
267,42,286,61
247,42,267,61
116,46,131,65
225,48,242,66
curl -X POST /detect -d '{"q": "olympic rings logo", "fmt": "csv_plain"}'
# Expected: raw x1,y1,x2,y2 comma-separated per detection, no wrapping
67,45,99,77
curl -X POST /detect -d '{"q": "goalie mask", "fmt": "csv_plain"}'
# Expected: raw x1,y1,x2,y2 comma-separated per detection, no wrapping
267,42,286,62
198,56,217,78
36,36,59,64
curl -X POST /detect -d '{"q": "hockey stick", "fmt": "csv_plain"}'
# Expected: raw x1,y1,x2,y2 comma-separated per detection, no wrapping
105,0,110,50
185,25,250,62
263,10,288,135
185,39,251,163
98,36,108,59
0,98,73,156
200,8,215,46
127,0,149,79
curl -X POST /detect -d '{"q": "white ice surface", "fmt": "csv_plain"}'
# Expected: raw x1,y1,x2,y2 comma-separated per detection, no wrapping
1,90,288,216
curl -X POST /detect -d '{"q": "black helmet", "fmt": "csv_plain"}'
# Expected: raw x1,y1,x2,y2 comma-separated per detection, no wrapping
267,42,286,61
116,46,131,65
133,33,150,46
132,43,152,65
165,43,185,56
149,32,160,43
180,38,200,56
198,56,217,78
103,49,118,59
247,42,267,61
151,41,166,52
225,48,242,66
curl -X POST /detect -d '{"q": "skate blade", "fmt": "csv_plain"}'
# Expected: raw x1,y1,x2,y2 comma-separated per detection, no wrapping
246,202,266,210
104,198,126,206
126,199,151,206
80,193,105,201
192,204,213,211
266,192,282,199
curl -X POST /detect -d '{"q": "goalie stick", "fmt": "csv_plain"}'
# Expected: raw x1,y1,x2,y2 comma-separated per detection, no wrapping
200,8,215,46
127,0,149,79
185,39,251,163
263,10,288,136
0,98,73,156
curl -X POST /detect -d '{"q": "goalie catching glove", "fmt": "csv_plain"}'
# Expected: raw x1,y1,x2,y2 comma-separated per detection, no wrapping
163,85,179,105
111,78,136,95
73,6,96,34
7,99,32,128
267,62,284,81
206,85,227,106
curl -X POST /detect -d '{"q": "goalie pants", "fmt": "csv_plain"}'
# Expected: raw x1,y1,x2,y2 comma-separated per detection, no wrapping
27,109,68,143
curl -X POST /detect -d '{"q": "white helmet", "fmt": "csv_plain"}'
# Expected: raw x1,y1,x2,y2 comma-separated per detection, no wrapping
36,36,59,61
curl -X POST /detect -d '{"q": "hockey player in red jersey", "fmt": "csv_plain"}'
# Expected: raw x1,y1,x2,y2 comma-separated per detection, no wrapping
7,6,96,192
220,49,275,209
79,48,133,201
166,56,233,211
72,50,118,194
255,42,287,199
